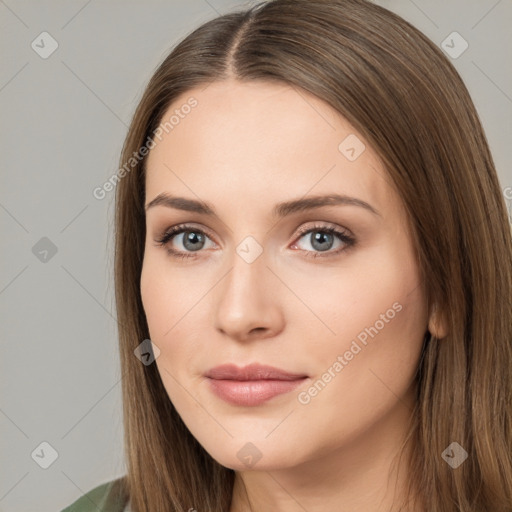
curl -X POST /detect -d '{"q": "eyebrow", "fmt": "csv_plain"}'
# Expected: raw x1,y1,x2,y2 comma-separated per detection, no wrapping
144,192,380,218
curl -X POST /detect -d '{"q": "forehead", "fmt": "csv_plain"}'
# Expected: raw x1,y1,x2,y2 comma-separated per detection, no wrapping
144,79,401,221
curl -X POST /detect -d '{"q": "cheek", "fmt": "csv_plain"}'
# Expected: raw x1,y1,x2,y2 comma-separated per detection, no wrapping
292,243,427,432
140,258,169,340
140,252,209,340
279,240,424,347
299,282,426,430
140,255,217,384
284,233,427,391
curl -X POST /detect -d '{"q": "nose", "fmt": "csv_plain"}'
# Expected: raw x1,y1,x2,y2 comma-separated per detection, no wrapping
213,246,285,343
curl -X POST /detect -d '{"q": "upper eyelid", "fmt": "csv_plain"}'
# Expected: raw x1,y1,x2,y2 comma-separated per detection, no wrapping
295,221,351,235
159,222,215,239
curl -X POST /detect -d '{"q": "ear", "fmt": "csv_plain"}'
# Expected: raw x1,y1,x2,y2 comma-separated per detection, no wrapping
427,302,448,339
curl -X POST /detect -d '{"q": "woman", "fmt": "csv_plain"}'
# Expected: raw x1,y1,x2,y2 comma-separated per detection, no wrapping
62,0,512,510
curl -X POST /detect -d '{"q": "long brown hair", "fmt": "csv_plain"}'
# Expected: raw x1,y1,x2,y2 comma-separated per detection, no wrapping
113,0,512,510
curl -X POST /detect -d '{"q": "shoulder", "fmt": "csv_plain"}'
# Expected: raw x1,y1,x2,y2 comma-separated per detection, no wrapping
60,476,129,512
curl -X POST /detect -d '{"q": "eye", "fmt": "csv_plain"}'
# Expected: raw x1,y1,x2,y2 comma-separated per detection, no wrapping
154,222,356,261
290,223,355,259
154,224,216,259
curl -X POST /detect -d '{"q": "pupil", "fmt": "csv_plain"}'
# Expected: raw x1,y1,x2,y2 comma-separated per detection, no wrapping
312,231,333,252
184,231,204,251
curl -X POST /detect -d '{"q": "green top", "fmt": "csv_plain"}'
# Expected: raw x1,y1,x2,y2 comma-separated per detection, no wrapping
61,477,129,512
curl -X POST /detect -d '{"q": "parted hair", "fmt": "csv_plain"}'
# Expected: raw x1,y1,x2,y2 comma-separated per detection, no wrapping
113,1,512,510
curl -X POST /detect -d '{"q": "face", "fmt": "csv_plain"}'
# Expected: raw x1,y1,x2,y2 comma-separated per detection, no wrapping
140,79,432,472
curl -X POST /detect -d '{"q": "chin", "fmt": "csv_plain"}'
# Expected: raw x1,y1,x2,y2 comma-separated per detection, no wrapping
197,435,306,472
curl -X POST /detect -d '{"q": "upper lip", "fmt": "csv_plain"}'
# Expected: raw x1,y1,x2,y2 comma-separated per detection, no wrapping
205,363,308,381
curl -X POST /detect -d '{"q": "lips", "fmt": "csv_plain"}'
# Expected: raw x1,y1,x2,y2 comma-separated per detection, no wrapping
204,363,308,406
205,363,307,381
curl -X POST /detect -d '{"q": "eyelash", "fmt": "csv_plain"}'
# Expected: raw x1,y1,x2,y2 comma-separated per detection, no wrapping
154,223,356,260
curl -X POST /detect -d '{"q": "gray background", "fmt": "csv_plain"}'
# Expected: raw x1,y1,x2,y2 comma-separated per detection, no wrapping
1,0,510,510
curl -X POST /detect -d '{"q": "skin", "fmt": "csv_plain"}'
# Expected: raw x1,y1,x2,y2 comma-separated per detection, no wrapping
140,79,447,512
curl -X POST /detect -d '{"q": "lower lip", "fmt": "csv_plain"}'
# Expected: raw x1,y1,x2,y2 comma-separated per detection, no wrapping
207,378,307,406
